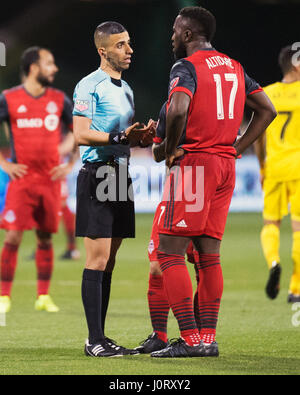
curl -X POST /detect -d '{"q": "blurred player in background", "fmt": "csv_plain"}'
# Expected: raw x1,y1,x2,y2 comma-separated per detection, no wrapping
0,46,76,313
73,21,154,357
255,45,300,303
151,6,276,358
58,131,80,260
27,130,80,261
135,102,201,354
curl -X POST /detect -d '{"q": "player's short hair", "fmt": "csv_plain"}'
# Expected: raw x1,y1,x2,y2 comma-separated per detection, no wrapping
94,21,127,49
179,6,216,42
20,46,50,77
278,45,298,75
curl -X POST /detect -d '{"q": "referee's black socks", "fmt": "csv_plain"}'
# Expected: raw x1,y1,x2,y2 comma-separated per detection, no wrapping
102,272,112,334
81,268,105,344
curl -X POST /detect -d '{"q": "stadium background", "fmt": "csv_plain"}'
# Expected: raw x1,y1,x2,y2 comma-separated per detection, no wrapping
0,0,299,213
0,0,300,376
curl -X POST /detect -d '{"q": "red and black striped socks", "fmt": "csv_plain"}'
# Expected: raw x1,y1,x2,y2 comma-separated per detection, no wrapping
0,242,19,296
196,253,223,344
157,251,201,346
147,273,169,343
36,243,54,296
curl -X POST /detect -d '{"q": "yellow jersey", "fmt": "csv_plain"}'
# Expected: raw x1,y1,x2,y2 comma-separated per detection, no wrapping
264,81,300,181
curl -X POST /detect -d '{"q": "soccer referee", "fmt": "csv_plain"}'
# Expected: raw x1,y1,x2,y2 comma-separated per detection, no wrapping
73,21,154,357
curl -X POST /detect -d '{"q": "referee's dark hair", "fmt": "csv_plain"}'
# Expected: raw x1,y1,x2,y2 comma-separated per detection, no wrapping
94,21,126,49
179,6,216,43
278,45,298,76
20,46,49,77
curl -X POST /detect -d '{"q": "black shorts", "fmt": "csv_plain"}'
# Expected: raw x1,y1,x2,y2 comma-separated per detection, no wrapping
75,161,135,239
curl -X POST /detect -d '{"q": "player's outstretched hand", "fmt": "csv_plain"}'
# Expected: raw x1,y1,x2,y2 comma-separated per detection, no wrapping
125,121,155,144
2,161,28,180
139,119,156,147
50,163,73,181
166,148,184,169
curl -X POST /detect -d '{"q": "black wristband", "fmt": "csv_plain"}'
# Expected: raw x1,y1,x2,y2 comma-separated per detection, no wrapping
109,131,129,145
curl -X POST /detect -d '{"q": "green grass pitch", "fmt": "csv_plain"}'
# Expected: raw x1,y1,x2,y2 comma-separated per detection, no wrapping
0,212,299,375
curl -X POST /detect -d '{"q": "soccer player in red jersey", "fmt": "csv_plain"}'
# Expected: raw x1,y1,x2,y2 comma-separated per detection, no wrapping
135,103,201,354
0,46,76,313
151,7,277,358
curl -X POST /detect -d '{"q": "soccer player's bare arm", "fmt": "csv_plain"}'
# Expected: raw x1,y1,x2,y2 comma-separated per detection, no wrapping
152,141,166,163
234,91,277,157
153,141,184,163
73,115,151,147
253,131,266,170
49,138,79,181
165,91,190,167
59,131,76,157
73,116,110,146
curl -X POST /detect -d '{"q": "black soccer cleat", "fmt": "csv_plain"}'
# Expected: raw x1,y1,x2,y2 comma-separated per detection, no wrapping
266,263,282,300
84,339,123,357
287,293,300,303
202,341,219,357
105,337,139,355
134,332,169,354
150,338,206,358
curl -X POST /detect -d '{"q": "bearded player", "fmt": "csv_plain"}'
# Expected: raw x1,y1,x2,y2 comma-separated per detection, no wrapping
0,46,76,313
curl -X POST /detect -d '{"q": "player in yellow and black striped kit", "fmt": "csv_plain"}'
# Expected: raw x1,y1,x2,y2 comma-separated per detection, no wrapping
255,44,300,302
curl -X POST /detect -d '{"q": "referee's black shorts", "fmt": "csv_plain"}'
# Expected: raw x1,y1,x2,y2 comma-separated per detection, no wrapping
75,161,135,239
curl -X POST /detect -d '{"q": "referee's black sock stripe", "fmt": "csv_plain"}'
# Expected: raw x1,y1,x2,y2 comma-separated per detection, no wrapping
101,271,112,334
81,268,105,344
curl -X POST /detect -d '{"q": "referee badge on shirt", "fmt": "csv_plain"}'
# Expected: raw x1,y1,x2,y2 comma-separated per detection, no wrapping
75,100,89,112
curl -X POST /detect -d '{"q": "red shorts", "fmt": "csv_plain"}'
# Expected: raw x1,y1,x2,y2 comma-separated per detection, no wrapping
148,202,199,263
158,152,235,240
1,176,61,233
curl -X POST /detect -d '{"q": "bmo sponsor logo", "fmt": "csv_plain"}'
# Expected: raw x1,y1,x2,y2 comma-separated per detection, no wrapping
17,115,59,131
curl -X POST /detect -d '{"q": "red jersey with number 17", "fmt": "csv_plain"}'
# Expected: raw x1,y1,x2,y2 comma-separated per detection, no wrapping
167,48,263,157
0,85,73,178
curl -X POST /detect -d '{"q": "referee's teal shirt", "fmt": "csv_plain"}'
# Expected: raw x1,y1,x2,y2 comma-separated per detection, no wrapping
73,68,135,164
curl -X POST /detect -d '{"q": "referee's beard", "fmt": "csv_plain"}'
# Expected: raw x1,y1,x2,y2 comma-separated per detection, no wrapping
106,53,129,73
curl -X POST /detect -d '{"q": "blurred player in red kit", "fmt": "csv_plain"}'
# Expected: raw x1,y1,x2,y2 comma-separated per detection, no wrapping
0,46,76,313
150,7,277,358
